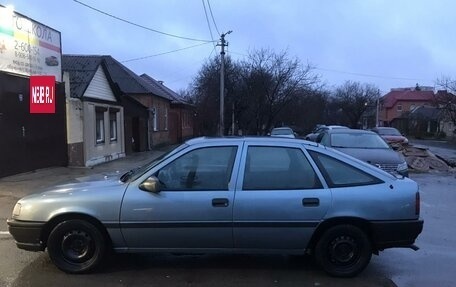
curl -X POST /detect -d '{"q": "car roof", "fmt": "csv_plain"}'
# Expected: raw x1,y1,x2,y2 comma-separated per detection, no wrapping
375,127,397,130
325,125,349,129
325,129,377,135
185,136,316,146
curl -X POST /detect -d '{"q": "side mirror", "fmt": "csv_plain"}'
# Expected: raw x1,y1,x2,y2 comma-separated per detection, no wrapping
139,176,161,193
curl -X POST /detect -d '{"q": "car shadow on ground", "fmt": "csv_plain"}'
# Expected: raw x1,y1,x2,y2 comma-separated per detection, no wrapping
11,253,396,287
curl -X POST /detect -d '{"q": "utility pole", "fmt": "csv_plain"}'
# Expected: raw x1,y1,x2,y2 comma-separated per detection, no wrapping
218,31,232,136
376,89,380,127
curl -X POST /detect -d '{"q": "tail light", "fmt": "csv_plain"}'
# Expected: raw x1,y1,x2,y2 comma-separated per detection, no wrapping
415,192,420,215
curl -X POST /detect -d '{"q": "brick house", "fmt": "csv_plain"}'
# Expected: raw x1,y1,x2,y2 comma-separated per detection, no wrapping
140,74,195,144
378,87,435,127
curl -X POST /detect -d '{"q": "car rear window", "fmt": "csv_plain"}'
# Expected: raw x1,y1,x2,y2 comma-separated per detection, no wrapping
309,151,383,188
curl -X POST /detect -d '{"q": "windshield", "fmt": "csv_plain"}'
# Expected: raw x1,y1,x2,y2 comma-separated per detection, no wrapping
120,143,189,182
378,128,401,136
271,128,293,135
331,133,390,149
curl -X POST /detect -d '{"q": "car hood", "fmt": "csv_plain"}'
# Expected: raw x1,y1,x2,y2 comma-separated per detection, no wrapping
333,147,404,164
21,172,126,201
14,173,128,221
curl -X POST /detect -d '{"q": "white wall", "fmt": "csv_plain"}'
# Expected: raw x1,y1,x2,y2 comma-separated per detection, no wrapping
64,71,84,144
84,66,117,102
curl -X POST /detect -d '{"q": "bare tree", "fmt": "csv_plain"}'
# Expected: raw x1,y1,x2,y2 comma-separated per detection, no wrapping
188,49,321,136
276,87,329,135
436,77,456,125
240,49,319,134
333,81,380,128
189,56,243,136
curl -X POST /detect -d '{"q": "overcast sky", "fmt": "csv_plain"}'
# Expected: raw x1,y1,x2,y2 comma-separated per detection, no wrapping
3,0,455,94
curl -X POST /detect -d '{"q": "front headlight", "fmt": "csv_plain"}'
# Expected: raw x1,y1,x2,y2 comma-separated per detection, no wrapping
12,203,21,218
397,161,408,171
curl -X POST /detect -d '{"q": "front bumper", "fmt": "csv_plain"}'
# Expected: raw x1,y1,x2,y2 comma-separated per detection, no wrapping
370,219,423,250
7,219,46,251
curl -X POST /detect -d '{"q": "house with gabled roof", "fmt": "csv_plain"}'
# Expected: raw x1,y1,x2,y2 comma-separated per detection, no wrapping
63,54,191,166
63,55,127,166
378,86,435,128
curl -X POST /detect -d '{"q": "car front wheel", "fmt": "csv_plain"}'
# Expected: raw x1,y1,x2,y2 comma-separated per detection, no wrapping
47,219,106,273
314,224,372,277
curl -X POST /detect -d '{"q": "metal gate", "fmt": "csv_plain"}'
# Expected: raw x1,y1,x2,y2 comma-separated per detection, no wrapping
0,73,67,178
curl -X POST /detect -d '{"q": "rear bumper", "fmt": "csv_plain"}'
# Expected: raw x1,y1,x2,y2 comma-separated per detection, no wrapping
370,219,423,250
7,219,46,251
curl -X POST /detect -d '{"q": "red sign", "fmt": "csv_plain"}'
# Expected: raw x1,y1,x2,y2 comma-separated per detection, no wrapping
30,76,56,114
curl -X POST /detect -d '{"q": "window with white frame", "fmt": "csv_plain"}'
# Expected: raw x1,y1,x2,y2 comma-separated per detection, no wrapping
397,104,403,112
95,108,106,144
109,110,118,142
153,107,158,131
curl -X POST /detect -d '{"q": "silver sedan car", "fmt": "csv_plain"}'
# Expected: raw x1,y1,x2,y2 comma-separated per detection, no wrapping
8,137,423,277
316,129,409,177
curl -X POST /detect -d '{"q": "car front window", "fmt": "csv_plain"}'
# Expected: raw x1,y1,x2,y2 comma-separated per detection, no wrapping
121,143,189,182
379,128,401,136
330,133,390,149
271,128,293,135
156,146,238,191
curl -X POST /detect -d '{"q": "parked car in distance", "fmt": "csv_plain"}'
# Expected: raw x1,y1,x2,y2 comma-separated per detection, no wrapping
316,129,409,177
270,126,296,138
371,127,409,145
8,137,422,277
305,125,349,141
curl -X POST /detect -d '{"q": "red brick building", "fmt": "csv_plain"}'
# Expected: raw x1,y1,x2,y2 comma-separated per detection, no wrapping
379,87,435,127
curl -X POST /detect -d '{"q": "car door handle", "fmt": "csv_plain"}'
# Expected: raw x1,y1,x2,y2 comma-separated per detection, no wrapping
212,198,229,207
302,198,320,207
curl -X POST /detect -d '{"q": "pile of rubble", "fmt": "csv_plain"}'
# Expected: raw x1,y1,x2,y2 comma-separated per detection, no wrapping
394,144,456,172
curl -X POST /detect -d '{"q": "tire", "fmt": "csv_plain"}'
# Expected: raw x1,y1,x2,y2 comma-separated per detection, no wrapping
47,219,106,273
314,225,372,277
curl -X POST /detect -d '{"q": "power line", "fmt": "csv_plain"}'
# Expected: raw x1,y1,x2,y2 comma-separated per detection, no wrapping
73,0,214,43
315,67,431,82
228,50,248,57
166,45,218,85
121,42,212,63
207,0,220,36
208,45,217,58
201,0,216,48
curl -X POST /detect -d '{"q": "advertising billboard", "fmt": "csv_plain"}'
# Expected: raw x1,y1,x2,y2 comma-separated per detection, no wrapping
0,6,62,82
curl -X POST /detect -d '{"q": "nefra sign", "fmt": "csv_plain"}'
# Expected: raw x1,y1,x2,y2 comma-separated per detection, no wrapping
30,75,55,114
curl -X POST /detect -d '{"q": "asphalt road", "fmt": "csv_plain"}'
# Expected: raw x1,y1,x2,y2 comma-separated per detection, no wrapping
0,144,455,287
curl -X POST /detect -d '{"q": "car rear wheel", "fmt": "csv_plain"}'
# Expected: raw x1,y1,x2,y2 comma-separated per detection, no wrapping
47,219,106,273
314,225,372,277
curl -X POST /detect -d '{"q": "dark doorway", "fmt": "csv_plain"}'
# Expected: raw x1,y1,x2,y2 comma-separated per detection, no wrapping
132,117,140,152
